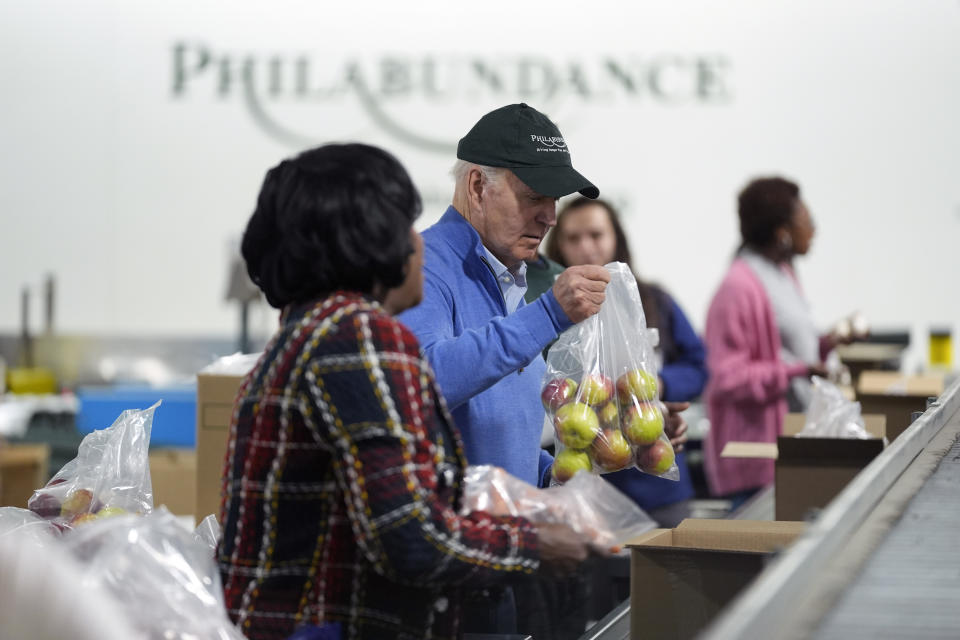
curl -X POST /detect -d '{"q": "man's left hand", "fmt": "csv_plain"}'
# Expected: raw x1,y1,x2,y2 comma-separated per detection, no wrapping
663,402,689,453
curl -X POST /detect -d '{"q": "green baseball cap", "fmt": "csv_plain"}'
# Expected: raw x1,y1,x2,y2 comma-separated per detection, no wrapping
456,103,599,199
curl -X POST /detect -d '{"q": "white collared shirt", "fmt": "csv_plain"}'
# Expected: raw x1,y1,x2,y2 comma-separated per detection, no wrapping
481,247,528,314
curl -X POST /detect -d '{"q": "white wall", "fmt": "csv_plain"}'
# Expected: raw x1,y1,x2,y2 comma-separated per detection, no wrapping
1,0,958,366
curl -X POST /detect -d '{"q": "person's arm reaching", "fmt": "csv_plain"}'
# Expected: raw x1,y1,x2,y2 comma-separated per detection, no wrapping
400,264,610,410
304,311,589,586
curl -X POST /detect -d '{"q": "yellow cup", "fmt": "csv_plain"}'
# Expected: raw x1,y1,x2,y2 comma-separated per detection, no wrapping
929,329,952,369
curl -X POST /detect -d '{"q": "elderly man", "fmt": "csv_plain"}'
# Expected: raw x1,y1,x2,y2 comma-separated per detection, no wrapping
398,103,610,490
401,103,688,636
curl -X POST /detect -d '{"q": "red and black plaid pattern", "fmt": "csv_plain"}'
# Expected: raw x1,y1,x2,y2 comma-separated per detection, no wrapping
218,292,540,640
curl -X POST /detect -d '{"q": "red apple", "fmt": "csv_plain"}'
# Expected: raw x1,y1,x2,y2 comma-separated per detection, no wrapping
580,374,614,405
28,493,62,519
622,403,664,446
554,402,600,450
60,489,94,517
591,428,633,471
552,449,593,483
637,439,676,475
598,402,619,429
616,368,658,403
541,377,578,412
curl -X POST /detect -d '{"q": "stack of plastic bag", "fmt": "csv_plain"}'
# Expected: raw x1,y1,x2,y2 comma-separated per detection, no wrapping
462,465,656,549
541,262,679,484
797,376,871,439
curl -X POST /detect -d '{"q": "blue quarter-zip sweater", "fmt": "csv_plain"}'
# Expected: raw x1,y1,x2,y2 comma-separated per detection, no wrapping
398,206,572,487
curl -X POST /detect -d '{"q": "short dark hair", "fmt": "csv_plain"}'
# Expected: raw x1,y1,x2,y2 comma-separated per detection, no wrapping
241,143,421,308
545,197,633,267
737,177,800,250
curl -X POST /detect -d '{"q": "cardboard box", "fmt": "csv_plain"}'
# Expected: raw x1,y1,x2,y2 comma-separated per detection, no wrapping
149,448,197,516
835,343,906,383
856,371,943,442
628,519,805,640
195,372,247,521
722,414,886,521
0,444,49,508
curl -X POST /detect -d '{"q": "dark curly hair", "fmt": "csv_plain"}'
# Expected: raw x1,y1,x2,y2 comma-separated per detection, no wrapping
241,143,421,308
737,177,800,250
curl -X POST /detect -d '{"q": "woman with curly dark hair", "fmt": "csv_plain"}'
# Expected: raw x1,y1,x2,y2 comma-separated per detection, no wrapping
220,143,589,640
702,176,833,507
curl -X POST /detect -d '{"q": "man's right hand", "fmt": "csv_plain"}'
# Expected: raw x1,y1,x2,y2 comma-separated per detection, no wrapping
535,522,590,576
552,265,611,324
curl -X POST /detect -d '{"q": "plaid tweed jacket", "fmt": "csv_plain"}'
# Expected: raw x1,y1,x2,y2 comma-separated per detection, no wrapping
218,293,540,640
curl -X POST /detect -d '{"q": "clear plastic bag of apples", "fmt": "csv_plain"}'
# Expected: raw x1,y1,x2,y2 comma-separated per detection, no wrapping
25,402,158,531
543,262,679,484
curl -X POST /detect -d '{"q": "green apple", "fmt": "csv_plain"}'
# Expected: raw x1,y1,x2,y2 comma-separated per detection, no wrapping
554,402,600,450
637,440,675,475
541,377,578,412
60,489,93,517
95,507,128,519
598,402,619,429
552,449,593,483
580,374,614,405
591,428,633,471
622,403,664,446
617,368,658,403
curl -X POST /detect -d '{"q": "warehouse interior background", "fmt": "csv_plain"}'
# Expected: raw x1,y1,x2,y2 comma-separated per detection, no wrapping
1,0,958,371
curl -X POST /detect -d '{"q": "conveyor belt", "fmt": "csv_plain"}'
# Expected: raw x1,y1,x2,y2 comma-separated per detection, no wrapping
812,431,960,639
698,376,960,640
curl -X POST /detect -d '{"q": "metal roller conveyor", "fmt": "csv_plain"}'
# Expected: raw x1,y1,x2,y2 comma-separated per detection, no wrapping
698,376,960,640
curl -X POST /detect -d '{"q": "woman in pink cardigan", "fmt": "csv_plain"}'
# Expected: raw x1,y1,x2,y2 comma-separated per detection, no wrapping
703,177,833,505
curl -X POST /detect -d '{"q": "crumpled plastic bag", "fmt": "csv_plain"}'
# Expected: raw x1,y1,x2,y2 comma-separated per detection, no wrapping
461,465,656,549
542,262,679,482
62,507,245,640
0,506,61,545
797,377,871,439
27,402,158,528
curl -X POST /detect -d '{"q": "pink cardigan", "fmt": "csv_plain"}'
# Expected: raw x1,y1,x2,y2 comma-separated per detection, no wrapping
702,258,808,496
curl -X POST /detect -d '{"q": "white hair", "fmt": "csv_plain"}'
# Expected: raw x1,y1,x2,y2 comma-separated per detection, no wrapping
450,159,506,186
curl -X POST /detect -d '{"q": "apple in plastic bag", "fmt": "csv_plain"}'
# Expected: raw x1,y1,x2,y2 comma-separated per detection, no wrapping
95,507,128,519
580,374,614,405
60,489,94,517
552,449,593,483
69,512,99,527
591,428,633,471
617,369,658,403
622,403,664,446
637,439,675,475
598,402,619,429
541,377,578,412
554,402,600,449
28,493,62,519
